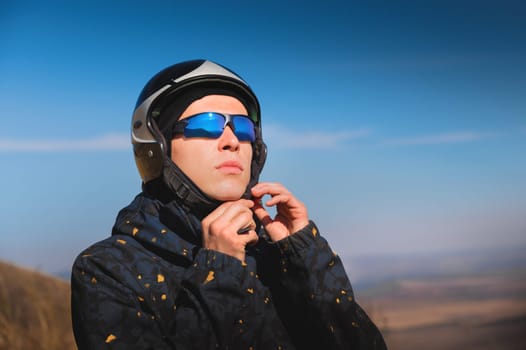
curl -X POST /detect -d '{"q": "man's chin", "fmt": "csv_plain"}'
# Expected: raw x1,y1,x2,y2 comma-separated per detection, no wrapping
207,187,247,202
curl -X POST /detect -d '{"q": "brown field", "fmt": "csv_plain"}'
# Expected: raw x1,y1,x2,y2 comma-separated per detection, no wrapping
0,261,75,350
1,259,525,350
359,271,526,350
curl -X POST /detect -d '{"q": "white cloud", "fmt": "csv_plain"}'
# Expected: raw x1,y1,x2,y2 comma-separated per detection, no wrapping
263,124,371,149
383,131,494,146
0,133,130,152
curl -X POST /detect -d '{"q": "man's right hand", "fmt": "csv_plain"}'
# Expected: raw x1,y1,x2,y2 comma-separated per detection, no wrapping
201,199,258,262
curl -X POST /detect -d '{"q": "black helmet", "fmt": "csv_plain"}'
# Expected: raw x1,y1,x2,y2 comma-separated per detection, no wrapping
131,59,267,216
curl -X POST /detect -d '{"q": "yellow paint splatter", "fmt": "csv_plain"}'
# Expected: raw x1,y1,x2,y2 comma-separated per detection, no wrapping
116,239,127,245
204,270,215,284
151,237,157,243
91,277,97,284
132,227,139,236
312,227,318,236
348,296,354,302
264,297,270,304
161,294,167,301
157,274,165,283
160,229,167,234
246,288,254,294
336,297,341,304
137,296,145,302
137,274,142,280
144,283,150,288
137,311,141,317
105,334,117,343
340,289,347,295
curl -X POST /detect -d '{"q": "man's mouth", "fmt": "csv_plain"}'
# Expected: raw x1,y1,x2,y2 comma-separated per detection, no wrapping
216,161,244,174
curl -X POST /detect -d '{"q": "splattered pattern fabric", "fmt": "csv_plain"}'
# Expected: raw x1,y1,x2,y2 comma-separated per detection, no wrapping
71,193,387,349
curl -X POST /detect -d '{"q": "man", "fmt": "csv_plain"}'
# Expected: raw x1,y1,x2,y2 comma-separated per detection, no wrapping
71,59,387,349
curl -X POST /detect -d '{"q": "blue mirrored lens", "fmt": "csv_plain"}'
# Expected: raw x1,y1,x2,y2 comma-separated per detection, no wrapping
231,116,256,141
184,113,224,138
183,113,256,142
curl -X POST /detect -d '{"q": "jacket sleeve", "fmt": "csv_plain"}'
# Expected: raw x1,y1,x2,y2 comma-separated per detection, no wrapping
266,221,387,350
71,245,270,350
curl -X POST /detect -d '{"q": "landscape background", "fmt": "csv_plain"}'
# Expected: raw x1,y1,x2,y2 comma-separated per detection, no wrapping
2,247,525,350
1,1,525,349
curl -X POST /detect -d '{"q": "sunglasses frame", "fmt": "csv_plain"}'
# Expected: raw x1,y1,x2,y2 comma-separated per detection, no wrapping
172,112,256,142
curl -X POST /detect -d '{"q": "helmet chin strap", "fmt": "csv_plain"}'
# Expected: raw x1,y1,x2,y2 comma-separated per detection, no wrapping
162,158,222,219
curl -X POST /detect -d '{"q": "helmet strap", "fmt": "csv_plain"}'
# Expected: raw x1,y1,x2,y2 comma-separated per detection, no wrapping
161,158,222,219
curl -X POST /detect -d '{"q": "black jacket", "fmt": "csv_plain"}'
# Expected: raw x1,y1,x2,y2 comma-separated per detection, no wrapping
71,192,386,349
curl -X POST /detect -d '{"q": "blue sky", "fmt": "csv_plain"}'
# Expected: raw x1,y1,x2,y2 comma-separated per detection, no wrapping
1,0,525,274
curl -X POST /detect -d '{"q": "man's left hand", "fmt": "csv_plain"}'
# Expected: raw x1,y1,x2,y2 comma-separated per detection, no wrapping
251,182,309,241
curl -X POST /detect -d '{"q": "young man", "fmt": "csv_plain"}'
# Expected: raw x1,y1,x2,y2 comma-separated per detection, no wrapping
71,60,387,349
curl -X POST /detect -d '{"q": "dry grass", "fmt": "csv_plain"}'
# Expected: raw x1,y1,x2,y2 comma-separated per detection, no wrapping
360,270,526,350
0,260,75,350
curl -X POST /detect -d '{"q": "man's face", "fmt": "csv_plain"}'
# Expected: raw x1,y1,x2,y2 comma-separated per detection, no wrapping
170,95,253,201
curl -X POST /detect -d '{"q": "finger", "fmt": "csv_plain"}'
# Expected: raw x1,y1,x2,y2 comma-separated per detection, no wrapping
252,202,273,227
222,205,256,234
237,218,256,234
251,182,288,197
207,200,253,227
264,193,292,207
244,230,259,246
203,201,235,226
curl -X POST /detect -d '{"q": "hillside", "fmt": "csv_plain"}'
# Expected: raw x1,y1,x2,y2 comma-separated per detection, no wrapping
1,252,526,350
0,260,75,350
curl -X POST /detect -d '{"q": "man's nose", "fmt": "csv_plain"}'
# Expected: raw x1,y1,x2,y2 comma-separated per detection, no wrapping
218,125,240,151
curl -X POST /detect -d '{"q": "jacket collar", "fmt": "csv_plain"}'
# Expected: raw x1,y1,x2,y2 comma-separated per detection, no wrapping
111,192,202,264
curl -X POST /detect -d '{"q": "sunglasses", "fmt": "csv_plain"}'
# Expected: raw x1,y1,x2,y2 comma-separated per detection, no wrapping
172,112,256,142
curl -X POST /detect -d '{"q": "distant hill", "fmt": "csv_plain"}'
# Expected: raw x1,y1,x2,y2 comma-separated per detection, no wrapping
0,260,75,350
343,244,526,289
